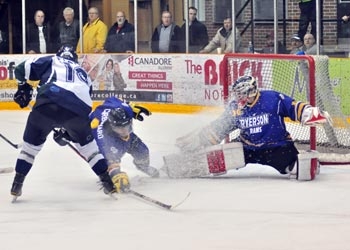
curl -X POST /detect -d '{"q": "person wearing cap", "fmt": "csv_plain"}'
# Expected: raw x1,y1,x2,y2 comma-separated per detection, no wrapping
290,34,304,54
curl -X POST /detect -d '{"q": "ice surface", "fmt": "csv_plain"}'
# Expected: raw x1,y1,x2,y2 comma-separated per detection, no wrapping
1,111,350,250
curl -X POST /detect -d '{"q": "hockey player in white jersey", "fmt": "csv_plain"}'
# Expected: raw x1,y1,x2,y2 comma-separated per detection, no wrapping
11,45,116,200
163,75,332,180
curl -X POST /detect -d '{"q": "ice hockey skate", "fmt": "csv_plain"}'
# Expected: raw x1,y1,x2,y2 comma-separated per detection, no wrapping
11,173,25,202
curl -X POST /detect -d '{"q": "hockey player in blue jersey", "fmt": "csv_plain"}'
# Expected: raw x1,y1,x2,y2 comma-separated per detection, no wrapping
89,97,159,193
164,75,332,180
11,45,116,200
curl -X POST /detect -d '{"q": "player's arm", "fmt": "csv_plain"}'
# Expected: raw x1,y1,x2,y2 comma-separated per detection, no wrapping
13,61,33,108
279,94,332,126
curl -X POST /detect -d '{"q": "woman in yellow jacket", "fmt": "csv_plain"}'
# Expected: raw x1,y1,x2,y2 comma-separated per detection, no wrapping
76,7,107,53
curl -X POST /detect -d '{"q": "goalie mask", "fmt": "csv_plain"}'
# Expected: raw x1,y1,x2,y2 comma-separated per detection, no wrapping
232,75,258,107
107,108,133,138
56,45,78,63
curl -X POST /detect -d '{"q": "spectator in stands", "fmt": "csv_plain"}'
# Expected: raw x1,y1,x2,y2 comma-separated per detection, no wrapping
76,7,107,53
289,34,304,54
262,32,287,54
199,17,241,54
151,11,183,53
58,7,80,49
103,11,135,53
297,0,322,42
181,6,208,53
303,33,319,55
26,10,53,54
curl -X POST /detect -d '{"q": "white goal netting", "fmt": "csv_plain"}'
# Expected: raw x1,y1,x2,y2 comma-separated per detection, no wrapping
223,54,350,164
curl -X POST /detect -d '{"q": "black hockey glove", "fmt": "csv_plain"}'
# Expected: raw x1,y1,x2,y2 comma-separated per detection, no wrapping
128,102,151,121
14,82,33,108
53,129,72,146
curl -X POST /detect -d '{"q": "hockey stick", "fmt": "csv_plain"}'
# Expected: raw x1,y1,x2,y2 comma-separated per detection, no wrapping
59,136,184,210
0,133,20,149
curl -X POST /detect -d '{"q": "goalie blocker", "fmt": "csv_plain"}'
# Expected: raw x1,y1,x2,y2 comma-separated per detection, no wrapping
162,142,319,181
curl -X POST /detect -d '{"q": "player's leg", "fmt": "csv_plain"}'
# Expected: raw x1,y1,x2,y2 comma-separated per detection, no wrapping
63,112,115,194
251,143,318,181
11,108,53,197
128,133,159,177
162,142,245,178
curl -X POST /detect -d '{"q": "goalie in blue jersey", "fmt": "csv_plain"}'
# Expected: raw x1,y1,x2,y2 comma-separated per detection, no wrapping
89,97,159,193
10,45,116,200
163,75,332,180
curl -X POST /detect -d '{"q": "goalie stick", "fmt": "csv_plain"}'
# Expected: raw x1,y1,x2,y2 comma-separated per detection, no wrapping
61,137,189,210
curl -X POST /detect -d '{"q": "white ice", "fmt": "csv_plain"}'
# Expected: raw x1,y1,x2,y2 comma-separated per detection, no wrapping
1,110,350,250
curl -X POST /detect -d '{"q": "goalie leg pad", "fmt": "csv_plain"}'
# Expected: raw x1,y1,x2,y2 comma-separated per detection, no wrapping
290,151,319,181
162,142,245,178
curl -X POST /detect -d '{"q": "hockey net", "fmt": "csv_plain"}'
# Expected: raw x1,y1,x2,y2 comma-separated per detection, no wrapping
222,53,350,165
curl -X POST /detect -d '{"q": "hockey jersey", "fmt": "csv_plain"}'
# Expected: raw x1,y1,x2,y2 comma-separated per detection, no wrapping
89,97,144,165
15,55,92,116
209,90,308,150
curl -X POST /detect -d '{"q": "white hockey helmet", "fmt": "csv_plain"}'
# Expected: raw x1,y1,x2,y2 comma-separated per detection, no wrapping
232,75,258,106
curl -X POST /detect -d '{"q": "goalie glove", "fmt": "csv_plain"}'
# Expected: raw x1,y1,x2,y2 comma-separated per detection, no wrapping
14,82,33,108
301,106,333,127
128,102,151,121
109,168,130,193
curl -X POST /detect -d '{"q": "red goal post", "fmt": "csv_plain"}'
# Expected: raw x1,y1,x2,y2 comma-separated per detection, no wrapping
222,53,350,165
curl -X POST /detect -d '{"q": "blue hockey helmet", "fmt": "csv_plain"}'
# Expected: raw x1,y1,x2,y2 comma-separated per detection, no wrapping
232,75,258,106
107,108,133,137
56,45,78,62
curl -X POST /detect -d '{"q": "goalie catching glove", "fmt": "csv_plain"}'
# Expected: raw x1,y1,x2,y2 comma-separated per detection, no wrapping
301,106,333,127
109,168,130,193
14,82,33,108
128,102,151,121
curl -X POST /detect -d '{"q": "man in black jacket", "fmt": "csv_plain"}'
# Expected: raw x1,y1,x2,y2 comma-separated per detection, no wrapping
104,11,135,53
181,6,208,53
26,10,52,54
151,11,183,53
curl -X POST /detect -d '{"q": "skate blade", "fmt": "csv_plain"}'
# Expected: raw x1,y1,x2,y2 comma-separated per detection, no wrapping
11,195,19,203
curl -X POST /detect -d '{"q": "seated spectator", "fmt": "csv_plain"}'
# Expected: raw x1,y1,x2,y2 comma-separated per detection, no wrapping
181,6,208,53
199,17,241,54
76,7,107,53
26,10,53,54
151,11,183,53
262,32,287,54
58,7,80,49
103,11,135,53
303,33,320,55
289,34,304,54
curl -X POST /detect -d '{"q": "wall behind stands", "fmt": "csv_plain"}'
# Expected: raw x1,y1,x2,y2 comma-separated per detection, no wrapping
0,54,349,115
